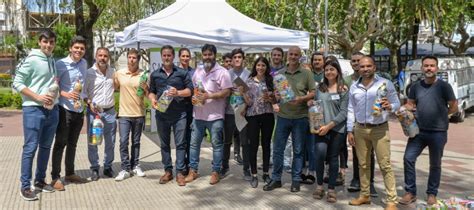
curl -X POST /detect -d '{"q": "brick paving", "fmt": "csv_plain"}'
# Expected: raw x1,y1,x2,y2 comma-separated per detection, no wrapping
0,110,473,209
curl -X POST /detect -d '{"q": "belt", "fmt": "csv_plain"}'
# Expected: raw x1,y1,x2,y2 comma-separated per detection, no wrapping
357,121,387,128
102,106,115,112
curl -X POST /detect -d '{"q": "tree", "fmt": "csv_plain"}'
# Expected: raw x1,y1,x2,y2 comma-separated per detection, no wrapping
433,0,473,56
53,23,76,58
375,0,413,76
74,0,106,67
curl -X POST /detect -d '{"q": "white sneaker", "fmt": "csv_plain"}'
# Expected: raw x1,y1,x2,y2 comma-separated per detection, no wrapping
133,166,146,177
115,170,130,181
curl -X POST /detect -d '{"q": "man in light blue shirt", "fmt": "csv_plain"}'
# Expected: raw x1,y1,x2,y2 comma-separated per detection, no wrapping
50,36,88,191
347,56,399,210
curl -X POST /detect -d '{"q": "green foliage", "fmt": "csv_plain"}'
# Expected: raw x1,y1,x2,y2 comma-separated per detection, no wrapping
0,92,22,109
53,23,75,58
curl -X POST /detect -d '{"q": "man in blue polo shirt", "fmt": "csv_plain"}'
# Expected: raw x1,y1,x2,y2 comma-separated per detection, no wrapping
148,45,193,186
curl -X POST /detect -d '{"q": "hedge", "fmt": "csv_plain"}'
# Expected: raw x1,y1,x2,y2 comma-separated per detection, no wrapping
0,92,22,109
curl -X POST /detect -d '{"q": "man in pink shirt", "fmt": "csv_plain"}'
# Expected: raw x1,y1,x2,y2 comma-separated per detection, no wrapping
185,44,233,185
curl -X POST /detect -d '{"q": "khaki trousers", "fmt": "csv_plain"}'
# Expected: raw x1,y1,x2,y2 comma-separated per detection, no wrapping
354,123,397,202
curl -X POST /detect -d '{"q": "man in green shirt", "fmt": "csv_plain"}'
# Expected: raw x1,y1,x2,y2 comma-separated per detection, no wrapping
263,46,316,193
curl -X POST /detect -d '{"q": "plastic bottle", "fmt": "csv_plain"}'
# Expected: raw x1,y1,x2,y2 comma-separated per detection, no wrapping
44,81,59,110
90,115,104,146
192,80,205,106
156,86,173,112
273,73,295,104
137,70,149,97
309,100,324,134
372,82,388,116
396,106,419,138
73,79,82,110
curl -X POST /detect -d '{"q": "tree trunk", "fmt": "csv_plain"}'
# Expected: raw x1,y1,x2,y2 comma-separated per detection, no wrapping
389,47,398,77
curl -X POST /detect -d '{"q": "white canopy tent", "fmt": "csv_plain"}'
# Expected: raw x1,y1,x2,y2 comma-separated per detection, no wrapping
115,0,310,52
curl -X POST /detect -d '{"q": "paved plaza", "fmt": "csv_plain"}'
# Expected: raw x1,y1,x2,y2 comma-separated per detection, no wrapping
0,110,473,209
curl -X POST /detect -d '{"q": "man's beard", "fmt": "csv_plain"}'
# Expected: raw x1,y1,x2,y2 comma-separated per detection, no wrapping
424,71,435,78
204,60,215,71
97,61,107,68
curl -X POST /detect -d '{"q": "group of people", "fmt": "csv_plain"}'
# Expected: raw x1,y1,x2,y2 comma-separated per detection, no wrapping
13,29,458,210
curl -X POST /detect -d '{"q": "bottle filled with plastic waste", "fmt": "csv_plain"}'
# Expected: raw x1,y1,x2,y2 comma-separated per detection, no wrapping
90,115,104,146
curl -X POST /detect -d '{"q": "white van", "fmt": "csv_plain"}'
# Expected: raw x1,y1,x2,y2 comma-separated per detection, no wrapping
403,57,474,122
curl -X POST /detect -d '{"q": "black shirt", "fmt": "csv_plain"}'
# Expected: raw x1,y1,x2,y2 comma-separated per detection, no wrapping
408,79,456,131
149,66,193,116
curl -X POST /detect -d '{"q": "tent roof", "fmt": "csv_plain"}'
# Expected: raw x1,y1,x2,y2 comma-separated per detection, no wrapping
115,0,310,52
374,43,474,56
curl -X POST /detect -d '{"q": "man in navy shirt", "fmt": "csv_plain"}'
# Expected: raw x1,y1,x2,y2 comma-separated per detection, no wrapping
399,55,457,206
148,45,193,186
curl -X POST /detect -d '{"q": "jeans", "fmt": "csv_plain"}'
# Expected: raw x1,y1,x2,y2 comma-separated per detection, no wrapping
246,113,274,174
118,117,145,171
404,130,447,196
304,133,316,172
189,119,224,173
223,114,241,170
156,112,187,173
283,136,292,167
184,106,193,169
51,106,84,179
271,116,308,182
20,106,59,190
87,107,117,171
315,130,345,189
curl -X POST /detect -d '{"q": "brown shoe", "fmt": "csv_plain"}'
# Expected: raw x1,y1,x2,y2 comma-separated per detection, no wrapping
209,172,220,185
65,174,88,184
159,171,173,184
176,173,186,186
185,169,199,183
399,192,417,205
385,202,398,210
51,179,65,191
427,194,437,205
348,195,371,205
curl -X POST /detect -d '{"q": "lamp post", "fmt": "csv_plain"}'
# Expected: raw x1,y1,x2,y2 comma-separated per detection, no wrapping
324,0,328,56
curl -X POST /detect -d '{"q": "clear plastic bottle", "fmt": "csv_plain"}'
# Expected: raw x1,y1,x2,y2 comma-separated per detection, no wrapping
192,80,205,106
309,100,324,134
90,115,104,146
156,86,173,112
372,82,388,116
72,79,82,110
396,106,419,138
44,81,59,110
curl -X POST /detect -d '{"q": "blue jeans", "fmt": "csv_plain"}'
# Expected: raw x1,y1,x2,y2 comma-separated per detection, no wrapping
156,112,187,173
118,117,145,171
189,119,224,172
315,130,345,189
404,130,447,196
271,116,308,182
87,108,117,171
305,133,316,172
20,105,59,190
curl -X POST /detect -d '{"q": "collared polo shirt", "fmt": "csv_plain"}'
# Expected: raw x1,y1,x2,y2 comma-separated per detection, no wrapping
192,63,233,121
277,65,316,119
149,65,193,116
56,55,88,113
115,69,146,117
